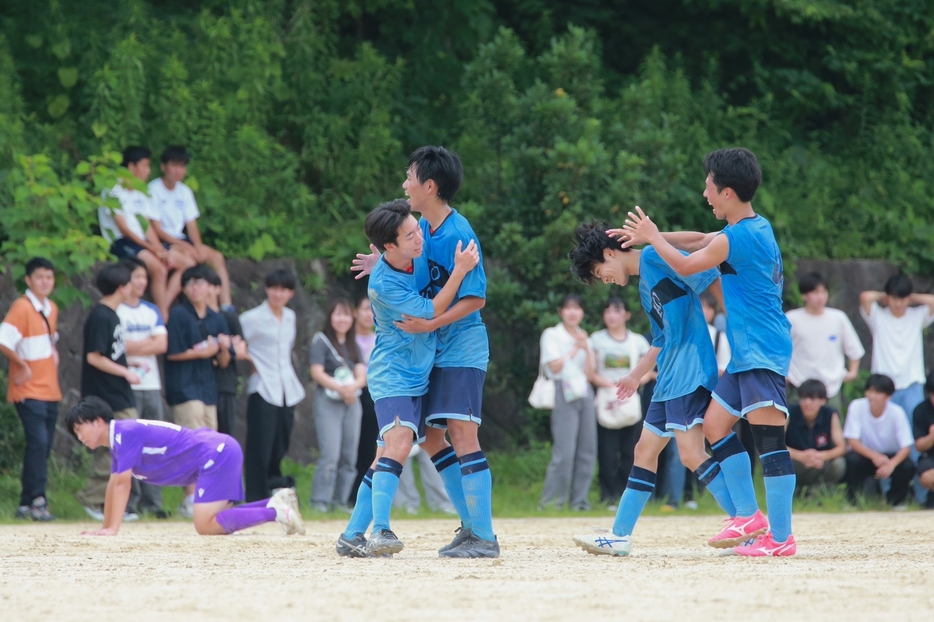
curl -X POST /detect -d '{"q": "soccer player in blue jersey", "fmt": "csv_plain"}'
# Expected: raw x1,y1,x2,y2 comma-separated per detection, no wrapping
352,146,499,558
566,222,739,556
617,148,796,557
338,199,478,557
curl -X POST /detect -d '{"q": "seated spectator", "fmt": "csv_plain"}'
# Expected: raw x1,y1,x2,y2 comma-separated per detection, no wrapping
912,372,934,508
843,374,915,507
148,146,232,308
785,379,846,495
99,146,194,318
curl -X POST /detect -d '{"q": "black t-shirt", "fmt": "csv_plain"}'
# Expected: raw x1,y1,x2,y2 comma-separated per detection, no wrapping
912,399,934,458
81,303,136,411
785,405,837,452
165,300,230,406
214,309,242,395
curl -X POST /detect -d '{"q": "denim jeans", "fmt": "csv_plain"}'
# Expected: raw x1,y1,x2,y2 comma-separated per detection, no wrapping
889,383,926,504
14,399,59,506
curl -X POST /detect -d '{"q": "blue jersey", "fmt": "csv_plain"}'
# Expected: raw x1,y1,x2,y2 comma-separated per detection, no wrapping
366,256,437,400
638,247,719,401
718,214,792,376
417,209,489,371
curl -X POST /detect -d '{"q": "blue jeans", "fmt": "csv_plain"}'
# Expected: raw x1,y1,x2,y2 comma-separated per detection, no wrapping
14,399,59,507
889,383,926,504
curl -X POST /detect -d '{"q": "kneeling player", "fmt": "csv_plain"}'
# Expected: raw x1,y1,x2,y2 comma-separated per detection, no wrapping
66,396,304,536
567,222,741,556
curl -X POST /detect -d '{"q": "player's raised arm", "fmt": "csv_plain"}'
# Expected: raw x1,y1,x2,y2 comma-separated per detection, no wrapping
350,244,381,280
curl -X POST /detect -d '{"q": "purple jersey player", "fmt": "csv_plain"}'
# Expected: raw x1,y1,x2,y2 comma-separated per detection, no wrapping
65,396,304,536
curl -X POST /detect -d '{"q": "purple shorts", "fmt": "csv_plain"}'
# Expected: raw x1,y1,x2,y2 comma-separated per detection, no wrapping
194,437,245,504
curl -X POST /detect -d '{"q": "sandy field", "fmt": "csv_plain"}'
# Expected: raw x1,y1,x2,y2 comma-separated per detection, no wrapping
1,512,931,622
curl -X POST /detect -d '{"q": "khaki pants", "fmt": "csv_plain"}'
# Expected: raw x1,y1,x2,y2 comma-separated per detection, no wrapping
172,400,217,431
75,407,138,509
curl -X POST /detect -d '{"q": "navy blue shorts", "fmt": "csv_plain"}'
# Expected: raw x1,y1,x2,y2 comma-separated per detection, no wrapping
374,395,427,446
712,369,788,419
425,367,486,429
644,387,711,438
110,238,145,259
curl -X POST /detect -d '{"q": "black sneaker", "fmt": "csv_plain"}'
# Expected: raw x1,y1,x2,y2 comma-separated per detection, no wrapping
142,508,171,519
366,529,404,556
438,525,472,555
29,497,56,522
15,505,31,520
440,532,500,559
336,533,368,558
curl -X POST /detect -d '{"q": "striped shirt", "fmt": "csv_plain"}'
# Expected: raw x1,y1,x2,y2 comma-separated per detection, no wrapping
0,290,62,402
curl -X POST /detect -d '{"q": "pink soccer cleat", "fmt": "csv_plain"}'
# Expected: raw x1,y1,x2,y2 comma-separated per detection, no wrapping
707,510,769,548
733,532,796,557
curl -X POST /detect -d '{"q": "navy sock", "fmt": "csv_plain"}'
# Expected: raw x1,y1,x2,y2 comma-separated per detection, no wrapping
371,458,402,533
761,450,795,542
431,447,472,530
459,451,495,541
711,433,759,517
612,466,656,537
343,468,374,538
693,458,736,517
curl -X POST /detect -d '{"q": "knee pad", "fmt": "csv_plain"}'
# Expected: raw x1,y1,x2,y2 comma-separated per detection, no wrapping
750,424,786,456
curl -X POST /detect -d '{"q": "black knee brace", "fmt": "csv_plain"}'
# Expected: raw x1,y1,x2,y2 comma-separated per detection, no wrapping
749,424,786,456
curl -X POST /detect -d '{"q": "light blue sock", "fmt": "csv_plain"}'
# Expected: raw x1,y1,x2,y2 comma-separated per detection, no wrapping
459,451,494,541
343,468,374,538
711,433,759,517
612,466,656,537
431,447,472,530
694,458,736,517
371,458,402,533
761,450,796,542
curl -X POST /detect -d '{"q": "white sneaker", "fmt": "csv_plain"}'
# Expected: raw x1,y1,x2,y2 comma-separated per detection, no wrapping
685,500,699,511
123,511,140,522
268,488,305,536
572,529,632,556
83,506,105,521
177,494,195,519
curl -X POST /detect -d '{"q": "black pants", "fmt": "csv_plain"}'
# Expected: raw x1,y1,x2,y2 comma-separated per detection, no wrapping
351,388,378,504
15,399,59,506
244,393,295,502
596,420,643,503
845,452,915,506
216,391,238,437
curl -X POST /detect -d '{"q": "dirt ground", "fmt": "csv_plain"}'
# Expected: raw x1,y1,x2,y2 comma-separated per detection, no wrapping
1,512,931,621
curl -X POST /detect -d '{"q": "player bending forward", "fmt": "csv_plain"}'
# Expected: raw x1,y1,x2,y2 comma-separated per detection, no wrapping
66,396,304,536
567,222,740,556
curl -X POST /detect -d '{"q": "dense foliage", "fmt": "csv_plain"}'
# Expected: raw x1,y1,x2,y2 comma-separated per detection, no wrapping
2,0,933,441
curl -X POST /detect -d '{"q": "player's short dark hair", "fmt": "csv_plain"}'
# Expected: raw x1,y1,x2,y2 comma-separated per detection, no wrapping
883,273,913,299
409,146,463,203
181,264,215,287
568,221,628,284
559,293,583,310
65,396,114,438
96,263,132,296
604,296,629,312
265,268,296,290
703,148,762,203
121,146,151,168
798,272,825,296
365,199,412,252
160,145,190,165
119,256,147,274
798,379,828,401
25,257,55,277
205,269,222,287
865,373,896,396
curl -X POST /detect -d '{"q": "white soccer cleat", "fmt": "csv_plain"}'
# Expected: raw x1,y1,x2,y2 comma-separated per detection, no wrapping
267,488,305,536
572,529,632,556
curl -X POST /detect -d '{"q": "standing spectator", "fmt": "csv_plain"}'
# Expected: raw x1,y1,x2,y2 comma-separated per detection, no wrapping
206,270,244,436
309,297,366,512
147,146,232,308
785,379,846,495
860,274,934,503
240,269,306,502
843,374,915,507
393,445,457,515
786,272,864,413
589,297,650,507
165,265,232,517
116,257,169,518
99,146,195,318
0,257,62,521
538,294,597,511
701,292,731,376
75,264,142,521
911,373,934,508
351,296,378,502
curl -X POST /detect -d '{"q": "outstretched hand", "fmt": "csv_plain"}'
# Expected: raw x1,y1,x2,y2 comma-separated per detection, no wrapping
351,244,381,280
608,206,660,248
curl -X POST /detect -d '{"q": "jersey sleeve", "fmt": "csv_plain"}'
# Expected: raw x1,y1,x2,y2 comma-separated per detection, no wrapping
378,277,436,319
452,224,486,299
110,424,143,474
682,264,719,296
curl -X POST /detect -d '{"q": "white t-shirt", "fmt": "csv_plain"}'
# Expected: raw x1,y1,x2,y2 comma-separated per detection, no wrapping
117,300,167,391
99,184,158,244
540,324,591,381
707,324,732,373
590,329,650,384
786,307,865,397
843,397,913,455
860,302,934,389
148,178,200,240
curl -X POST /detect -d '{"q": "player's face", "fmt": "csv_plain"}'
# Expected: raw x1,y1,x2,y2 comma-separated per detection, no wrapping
592,249,630,286
403,165,430,210
24,267,55,299
799,395,826,419
603,304,629,330
802,284,828,311
559,302,584,328
266,285,294,310
128,158,151,182
130,267,148,298
355,299,374,331
887,295,909,317
864,388,889,416
73,420,106,449
183,277,209,304
703,174,727,220
161,160,188,184
330,304,355,337
390,215,423,259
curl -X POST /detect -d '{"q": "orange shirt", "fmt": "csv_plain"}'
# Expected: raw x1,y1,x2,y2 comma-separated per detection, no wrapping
0,292,62,402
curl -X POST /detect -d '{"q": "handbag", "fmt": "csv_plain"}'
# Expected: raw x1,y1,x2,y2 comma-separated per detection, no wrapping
595,386,642,429
316,333,361,400
528,366,556,410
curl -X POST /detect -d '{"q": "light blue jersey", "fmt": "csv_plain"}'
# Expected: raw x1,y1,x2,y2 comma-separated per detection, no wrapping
417,209,489,371
638,247,719,401
367,256,437,401
717,215,792,376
